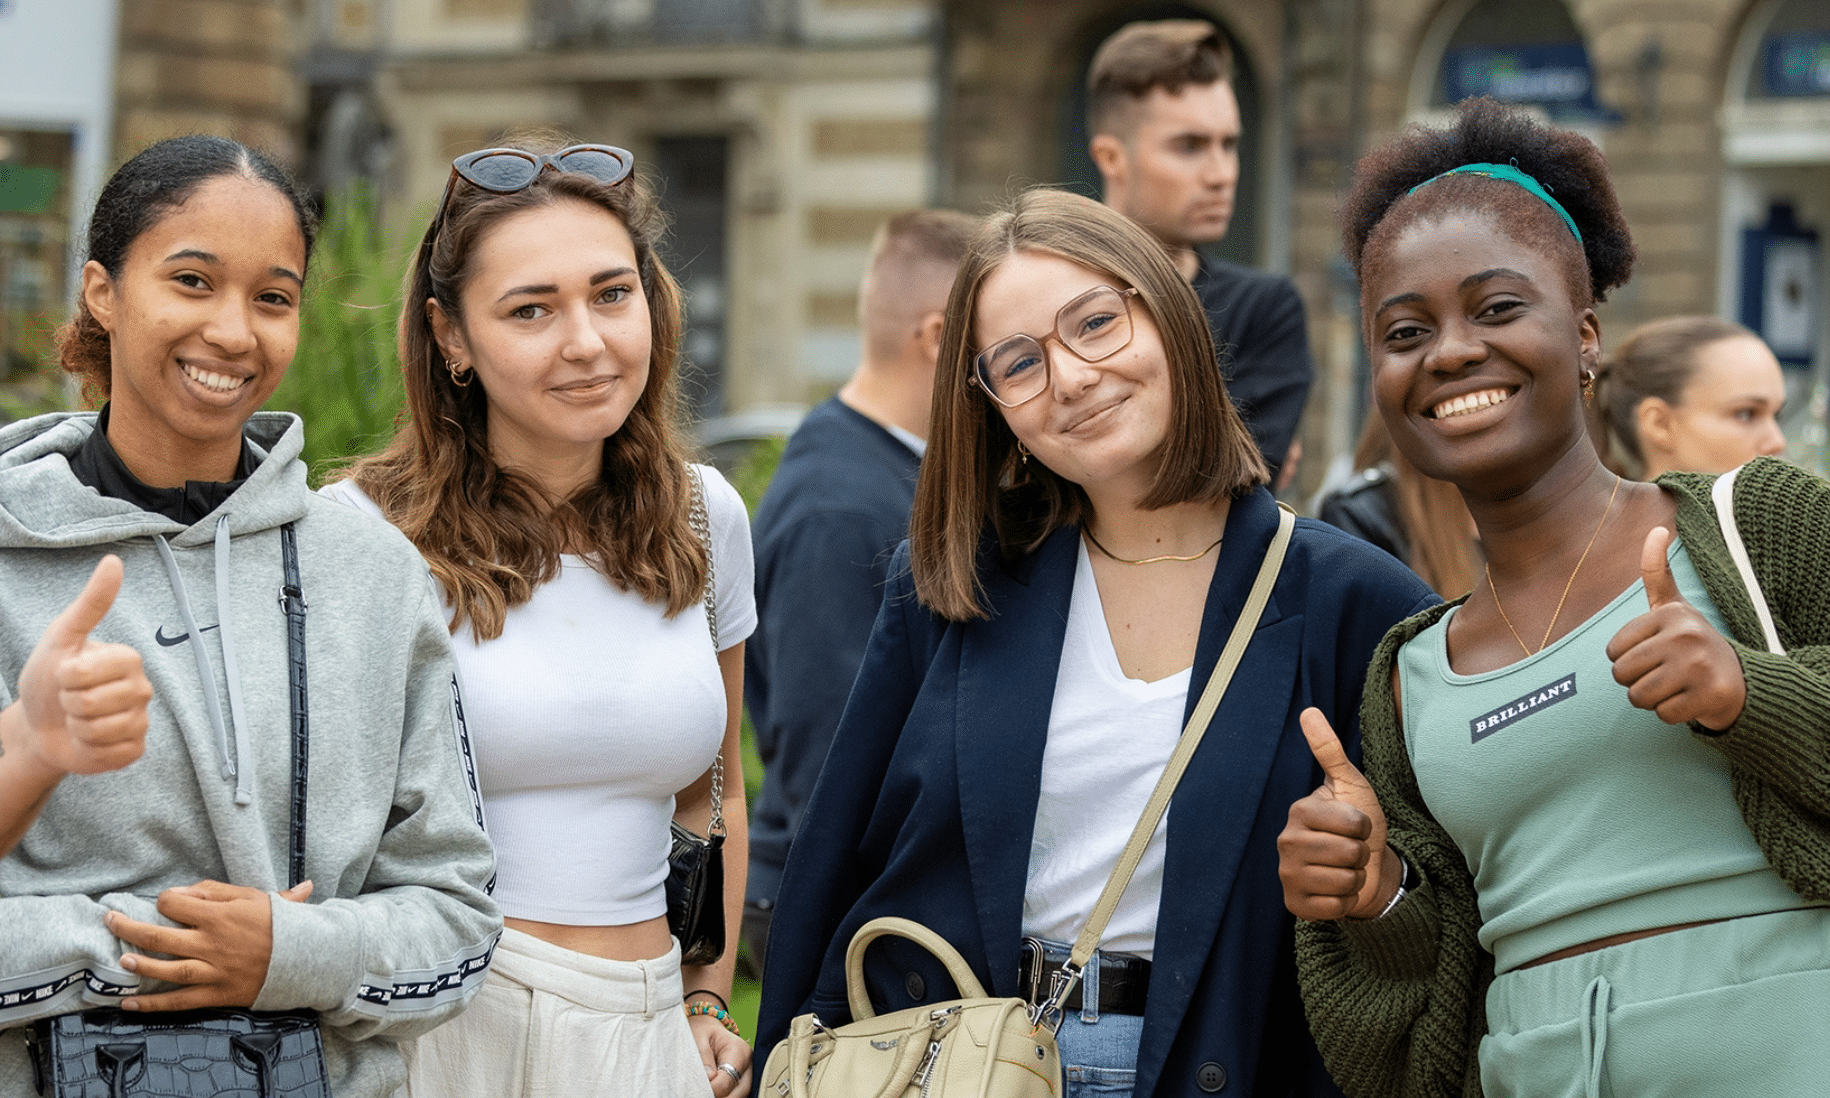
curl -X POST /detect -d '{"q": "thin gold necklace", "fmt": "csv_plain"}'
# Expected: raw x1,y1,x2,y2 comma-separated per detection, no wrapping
1486,474,1622,657
1084,526,1223,565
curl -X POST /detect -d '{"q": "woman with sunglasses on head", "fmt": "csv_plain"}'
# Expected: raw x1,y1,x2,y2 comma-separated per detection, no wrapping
0,135,499,1097
754,189,1435,1098
1279,99,1830,1098
324,137,755,1098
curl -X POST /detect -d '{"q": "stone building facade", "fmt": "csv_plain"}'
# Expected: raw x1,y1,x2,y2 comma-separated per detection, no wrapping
320,0,1826,481
113,0,302,164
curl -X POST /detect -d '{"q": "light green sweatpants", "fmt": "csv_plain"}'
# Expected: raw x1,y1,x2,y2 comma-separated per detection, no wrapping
1480,907,1830,1098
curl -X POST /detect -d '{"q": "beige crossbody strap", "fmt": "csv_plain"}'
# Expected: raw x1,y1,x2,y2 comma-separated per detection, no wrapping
1035,503,1296,1030
1711,464,1784,655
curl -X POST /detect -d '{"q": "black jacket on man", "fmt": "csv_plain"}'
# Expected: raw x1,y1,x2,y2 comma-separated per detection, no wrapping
1192,254,1314,481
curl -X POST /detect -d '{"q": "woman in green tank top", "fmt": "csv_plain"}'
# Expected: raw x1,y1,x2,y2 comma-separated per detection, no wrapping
1274,98,1830,1098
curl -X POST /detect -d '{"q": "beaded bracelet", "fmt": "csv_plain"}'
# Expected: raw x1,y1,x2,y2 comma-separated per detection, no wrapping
685,1001,741,1036
684,988,729,1011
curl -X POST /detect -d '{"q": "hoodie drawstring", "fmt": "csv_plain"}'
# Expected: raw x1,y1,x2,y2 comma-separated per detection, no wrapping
214,516,253,805
154,515,253,805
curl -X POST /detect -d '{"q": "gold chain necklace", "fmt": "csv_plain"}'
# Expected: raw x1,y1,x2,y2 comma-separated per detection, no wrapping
1084,526,1223,565
1486,475,1622,657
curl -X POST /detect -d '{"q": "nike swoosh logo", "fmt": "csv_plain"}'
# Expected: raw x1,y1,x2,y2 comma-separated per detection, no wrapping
154,624,220,647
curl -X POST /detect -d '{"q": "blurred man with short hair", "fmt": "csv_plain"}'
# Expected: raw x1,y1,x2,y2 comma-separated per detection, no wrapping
742,209,976,975
1089,19,1314,482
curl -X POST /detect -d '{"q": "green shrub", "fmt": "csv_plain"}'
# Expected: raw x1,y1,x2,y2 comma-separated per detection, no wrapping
267,185,412,481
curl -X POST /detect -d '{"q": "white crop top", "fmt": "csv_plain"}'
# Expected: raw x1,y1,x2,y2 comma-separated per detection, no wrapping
320,467,756,925
1023,540,1189,959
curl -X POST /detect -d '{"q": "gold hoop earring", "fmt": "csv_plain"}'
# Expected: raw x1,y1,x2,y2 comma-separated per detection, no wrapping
447,358,472,388
1580,367,1596,407
1016,440,1030,465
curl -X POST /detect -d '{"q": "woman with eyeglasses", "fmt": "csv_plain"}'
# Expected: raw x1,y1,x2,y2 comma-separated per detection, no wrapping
0,135,499,1098
323,136,754,1097
754,189,1435,1098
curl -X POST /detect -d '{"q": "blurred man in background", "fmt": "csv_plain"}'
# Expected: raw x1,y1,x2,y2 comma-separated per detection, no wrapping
742,209,976,976
1089,19,1314,483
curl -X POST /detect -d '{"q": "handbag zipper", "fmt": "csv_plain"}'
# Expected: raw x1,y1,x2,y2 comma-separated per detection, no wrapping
912,1039,943,1098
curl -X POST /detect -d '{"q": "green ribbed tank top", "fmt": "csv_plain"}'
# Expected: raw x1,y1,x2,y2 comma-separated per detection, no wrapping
1397,538,1819,973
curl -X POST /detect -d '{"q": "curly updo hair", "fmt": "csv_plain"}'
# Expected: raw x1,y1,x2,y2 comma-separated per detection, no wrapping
1342,97,1636,311
56,135,318,404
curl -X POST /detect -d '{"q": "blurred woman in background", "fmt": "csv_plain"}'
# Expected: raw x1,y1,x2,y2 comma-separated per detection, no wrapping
1593,316,1786,479
1315,412,1480,599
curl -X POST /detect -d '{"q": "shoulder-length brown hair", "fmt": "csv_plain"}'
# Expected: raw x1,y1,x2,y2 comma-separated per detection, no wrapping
338,142,699,641
911,187,1266,621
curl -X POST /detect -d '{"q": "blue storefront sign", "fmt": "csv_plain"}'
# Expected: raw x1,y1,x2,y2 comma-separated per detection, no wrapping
1763,33,1830,98
1443,43,1615,121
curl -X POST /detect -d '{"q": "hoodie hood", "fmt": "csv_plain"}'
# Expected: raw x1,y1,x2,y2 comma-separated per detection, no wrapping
0,410,309,550
0,409,310,804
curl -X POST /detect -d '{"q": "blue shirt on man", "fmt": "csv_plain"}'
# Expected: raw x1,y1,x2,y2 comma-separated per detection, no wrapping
745,396,923,905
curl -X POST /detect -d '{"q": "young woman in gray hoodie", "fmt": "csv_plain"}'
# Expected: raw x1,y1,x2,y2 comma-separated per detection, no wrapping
0,135,501,1097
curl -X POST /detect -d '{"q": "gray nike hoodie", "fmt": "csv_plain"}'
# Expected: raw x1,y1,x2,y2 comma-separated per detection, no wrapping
0,411,499,1098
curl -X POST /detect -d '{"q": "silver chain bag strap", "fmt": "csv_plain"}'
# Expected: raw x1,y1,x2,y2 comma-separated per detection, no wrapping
666,465,728,965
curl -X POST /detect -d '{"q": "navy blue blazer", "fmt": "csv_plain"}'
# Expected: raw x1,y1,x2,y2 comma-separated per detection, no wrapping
756,488,1438,1097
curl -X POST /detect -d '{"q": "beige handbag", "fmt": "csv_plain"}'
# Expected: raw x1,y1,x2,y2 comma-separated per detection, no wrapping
759,506,1296,1098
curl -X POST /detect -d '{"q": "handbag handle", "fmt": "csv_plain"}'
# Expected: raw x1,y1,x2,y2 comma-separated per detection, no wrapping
845,916,991,1020
1711,464,1784,655
1040,504,1296,1024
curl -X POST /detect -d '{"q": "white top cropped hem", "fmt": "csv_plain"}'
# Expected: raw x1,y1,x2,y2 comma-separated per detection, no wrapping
320,466,756,925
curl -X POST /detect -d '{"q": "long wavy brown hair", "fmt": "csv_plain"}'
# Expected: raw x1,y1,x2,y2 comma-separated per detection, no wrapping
338,141,700,641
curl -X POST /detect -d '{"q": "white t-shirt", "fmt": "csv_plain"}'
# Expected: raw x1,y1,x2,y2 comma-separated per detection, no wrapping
320,467,756,925
1022,540,1189,959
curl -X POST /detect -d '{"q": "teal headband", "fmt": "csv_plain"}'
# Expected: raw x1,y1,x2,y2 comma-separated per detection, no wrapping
1406,162,1583,244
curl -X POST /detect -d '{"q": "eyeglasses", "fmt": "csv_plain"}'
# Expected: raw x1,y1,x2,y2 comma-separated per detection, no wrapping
424,144,636,246
970,286,1139,408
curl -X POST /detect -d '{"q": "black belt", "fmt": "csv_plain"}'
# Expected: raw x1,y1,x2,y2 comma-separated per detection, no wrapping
1018,938,1150,1016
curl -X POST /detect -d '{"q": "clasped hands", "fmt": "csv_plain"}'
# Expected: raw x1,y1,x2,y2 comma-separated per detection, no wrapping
1279,527,1748,921
106,880,314,1011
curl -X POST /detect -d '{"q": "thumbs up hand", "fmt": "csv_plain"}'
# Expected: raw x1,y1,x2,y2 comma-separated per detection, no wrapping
9,555,154,777
1278,707,1404,921
1605,527,1746,731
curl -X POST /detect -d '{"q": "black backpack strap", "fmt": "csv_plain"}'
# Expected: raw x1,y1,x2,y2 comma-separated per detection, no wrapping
279,523,308,889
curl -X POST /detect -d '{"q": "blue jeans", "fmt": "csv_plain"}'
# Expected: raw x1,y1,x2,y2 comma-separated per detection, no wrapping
1046,943,1144,1098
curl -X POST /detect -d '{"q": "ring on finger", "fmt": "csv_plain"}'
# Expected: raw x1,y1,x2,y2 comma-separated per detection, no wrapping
718,1062,742,1083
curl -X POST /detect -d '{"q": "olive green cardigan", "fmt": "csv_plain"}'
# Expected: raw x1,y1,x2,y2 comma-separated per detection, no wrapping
1295,458,1830,1098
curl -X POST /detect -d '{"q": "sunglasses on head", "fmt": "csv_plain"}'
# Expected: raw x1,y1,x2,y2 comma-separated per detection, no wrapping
423,144,636,247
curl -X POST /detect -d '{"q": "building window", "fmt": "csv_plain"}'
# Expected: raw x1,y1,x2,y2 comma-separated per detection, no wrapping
655,135,730,419
0,128,73,415
1430,0,1611,123
1746,0,1830,100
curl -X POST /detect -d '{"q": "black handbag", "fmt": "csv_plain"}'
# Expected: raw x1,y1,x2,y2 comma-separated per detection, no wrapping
666,468,727,967
28,525,330,1098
